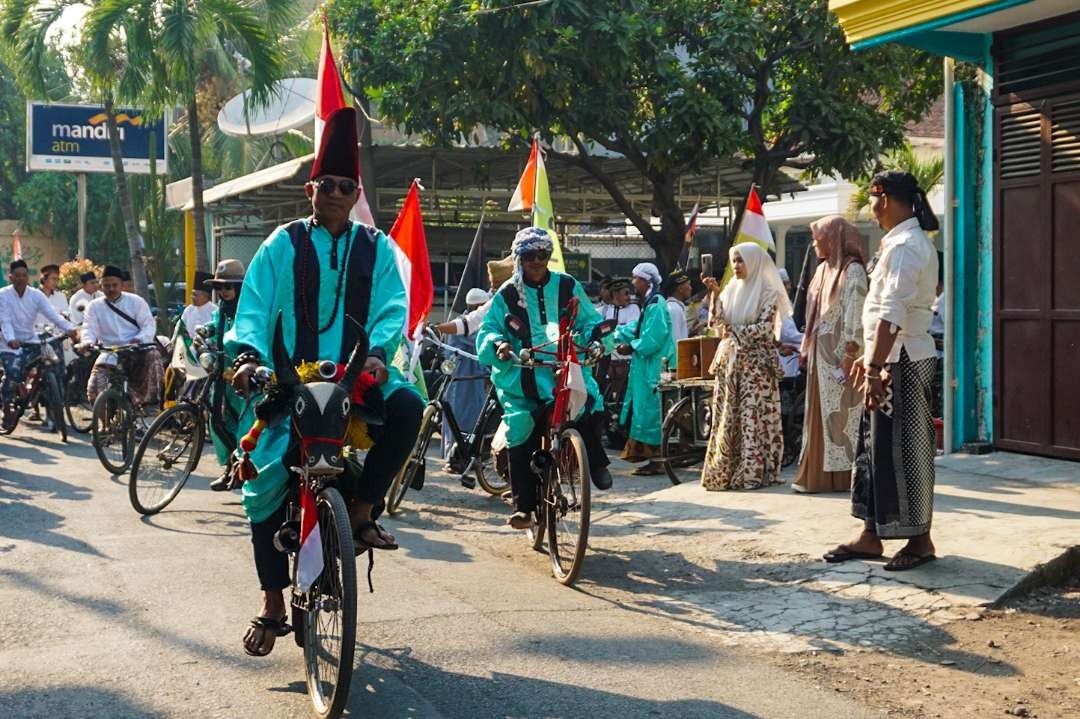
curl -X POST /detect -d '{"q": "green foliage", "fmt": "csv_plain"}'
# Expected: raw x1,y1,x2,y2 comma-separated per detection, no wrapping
847,143,945,217
329,0,941,267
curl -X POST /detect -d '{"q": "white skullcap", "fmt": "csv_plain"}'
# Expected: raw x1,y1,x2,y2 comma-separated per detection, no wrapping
465,288,490,306
631,262,661,286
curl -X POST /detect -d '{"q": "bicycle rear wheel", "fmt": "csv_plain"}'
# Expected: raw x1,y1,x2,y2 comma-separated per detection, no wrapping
546,429,591,586
92,387,136,475
45,372,67,442
64,361,94,433
385,403,437,515
128,403,205,515
303,486,357,719
660,397,704,486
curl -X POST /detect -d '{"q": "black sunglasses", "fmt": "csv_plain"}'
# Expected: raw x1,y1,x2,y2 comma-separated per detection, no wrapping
312,177,358,195
522,250,551,262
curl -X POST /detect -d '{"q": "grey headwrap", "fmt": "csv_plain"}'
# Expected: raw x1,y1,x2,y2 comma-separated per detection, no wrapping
632,262,662,300
510,227,555,307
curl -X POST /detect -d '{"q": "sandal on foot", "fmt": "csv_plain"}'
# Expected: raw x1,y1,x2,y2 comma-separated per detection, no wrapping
243,615,290,657
508,511,533,530
883,548,937,571
822,544,884,563
631,463,666,476
353,521,398,551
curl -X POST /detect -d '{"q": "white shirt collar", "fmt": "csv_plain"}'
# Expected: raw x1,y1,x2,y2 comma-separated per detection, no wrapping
880,216,922,248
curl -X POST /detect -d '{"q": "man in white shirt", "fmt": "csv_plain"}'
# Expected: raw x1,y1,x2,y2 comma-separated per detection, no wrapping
37,264,69,320
596,277,638,447
179,271,218,340
68,271,103,325
0,260,77,428
432,256,514,337
825,171,940,573
664,269,692,344
79,265,162,410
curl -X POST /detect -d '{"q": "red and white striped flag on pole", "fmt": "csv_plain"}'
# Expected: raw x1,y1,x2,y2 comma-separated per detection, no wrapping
389,180,434,375
315,21,375,226
296,484,323,592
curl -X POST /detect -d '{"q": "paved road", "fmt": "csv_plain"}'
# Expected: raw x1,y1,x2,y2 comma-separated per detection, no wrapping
0,425,874,719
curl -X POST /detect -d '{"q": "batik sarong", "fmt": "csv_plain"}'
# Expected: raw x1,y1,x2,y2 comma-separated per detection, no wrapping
851,347,936,537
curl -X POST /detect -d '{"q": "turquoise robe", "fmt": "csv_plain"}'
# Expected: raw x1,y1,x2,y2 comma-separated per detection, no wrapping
476,272,606,448
207,308,244,466
617,294,676,446
224,219,415,523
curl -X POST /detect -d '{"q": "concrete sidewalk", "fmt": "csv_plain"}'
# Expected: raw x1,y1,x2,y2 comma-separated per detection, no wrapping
589,451,1079,653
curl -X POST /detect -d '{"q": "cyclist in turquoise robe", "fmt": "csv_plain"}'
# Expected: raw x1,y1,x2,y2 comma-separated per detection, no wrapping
226,107,423,658
616,263,676,475
476,227,613,528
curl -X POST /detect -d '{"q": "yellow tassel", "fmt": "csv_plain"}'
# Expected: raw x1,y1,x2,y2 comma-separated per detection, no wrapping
345,417,373,450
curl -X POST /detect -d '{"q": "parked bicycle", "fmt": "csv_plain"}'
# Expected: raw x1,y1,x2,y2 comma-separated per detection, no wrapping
501,298,614,586
127,324,220,515
0,329,69,442
386,329,507,514
87,342,160,475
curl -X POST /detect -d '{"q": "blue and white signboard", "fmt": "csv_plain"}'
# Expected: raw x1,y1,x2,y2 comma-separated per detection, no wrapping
25,102,169,175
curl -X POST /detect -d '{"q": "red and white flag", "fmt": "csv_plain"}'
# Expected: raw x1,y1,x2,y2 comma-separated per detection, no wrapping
389,180,433,341
315,22,375,226
296,484,323,592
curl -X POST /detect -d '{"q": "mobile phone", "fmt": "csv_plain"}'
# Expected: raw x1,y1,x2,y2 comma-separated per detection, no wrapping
833,366,848,384
701,253,714,278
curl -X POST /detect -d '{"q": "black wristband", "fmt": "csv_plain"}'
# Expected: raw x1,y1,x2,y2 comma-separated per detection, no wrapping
868,362,884,371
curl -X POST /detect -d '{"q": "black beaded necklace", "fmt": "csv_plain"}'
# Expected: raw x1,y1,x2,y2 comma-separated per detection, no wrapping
298,217,353,336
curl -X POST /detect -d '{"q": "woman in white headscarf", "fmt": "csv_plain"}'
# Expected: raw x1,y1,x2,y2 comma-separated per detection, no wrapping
615,262,676,474
701,243,792,490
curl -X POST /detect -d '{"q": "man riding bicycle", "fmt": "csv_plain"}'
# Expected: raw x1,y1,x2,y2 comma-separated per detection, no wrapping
0,259,77,430
199,259,249,492
78,266,162,411
225,107,423,657
476,227,613,530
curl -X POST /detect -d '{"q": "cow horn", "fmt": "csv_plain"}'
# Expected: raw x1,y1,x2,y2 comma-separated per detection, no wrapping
271,312,300,386
338,319,370,392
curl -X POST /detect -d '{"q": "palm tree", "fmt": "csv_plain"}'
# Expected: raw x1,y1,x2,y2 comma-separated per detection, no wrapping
1,0,155,298
848,143,945,218
85,0,293,273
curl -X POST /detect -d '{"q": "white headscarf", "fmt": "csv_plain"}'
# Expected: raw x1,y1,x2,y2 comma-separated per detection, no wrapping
718,242,792,339
632,262,662,300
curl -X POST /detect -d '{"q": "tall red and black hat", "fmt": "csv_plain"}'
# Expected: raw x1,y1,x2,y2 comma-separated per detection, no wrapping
309,107,359,182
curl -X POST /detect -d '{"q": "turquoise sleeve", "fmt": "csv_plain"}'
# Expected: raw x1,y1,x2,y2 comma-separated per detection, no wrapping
630,300,671,357
476,291,511,368
366,229,409,360
223,227,287,362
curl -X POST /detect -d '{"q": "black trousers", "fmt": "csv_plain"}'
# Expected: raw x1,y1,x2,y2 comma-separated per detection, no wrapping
250,387,425,592
509,410,609,514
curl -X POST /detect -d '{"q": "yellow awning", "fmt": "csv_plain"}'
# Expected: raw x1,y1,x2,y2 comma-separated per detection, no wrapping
829,0,1004,44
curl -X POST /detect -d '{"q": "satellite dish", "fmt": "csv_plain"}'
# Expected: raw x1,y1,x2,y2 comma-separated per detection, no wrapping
217,78,318,138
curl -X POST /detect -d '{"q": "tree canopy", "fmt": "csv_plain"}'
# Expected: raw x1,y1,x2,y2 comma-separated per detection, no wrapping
329,0,942,269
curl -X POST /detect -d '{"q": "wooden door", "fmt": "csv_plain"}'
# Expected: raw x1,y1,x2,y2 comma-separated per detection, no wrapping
995,94,1080,459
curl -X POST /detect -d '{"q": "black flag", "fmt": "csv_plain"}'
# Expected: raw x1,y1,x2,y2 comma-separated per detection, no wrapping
450,213,487,315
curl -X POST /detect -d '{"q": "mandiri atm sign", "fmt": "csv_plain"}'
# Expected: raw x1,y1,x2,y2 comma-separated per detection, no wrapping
26,102,168,175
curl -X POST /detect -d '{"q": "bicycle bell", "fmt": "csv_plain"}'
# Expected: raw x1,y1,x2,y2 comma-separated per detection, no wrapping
440,355,458,375
199,352,218,371
519,348,532,363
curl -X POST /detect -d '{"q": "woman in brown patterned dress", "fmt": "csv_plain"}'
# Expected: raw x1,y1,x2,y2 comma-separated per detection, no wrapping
794,215,868,493
701,243,792,490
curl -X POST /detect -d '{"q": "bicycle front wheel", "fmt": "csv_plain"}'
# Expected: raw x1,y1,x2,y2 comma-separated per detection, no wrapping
45,372,67,442
473,409,510,496
92,387,136,475
303,486,357,719
128,403,205,515
546,428,591,586
385,403,437,515
64,362,94,433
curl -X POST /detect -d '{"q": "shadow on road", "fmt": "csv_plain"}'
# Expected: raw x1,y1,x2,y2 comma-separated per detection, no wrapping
346,643,764,719
0,503,108,557
139,509,249,537
0,685,156,718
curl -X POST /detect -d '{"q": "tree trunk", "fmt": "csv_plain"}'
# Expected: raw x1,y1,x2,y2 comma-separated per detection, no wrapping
188,96,210,272
650,173,687,275
103,96,150,301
